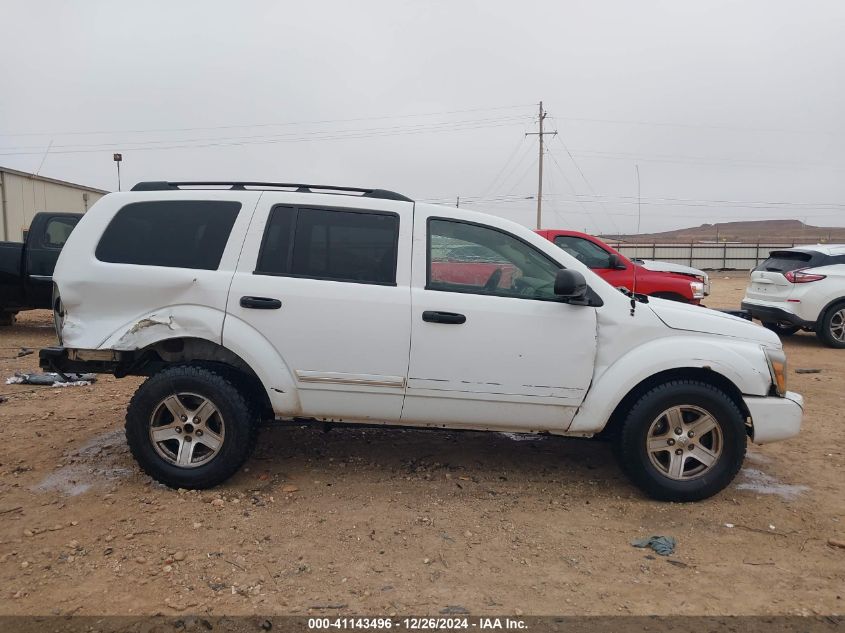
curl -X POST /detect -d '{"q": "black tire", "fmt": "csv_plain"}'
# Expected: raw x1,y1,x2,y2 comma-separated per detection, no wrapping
762,322,801,337
613,380,747,502
0,311,17,326
125,365,259,489
816,300,845,348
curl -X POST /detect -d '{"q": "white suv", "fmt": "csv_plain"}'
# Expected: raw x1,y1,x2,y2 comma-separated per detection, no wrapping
40,181,803,501
741,245,845,347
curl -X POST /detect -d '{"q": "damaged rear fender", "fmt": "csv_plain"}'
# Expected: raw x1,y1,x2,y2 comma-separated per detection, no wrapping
93,305,228,351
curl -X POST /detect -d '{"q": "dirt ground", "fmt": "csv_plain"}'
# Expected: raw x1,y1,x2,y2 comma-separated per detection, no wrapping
0,272,843,617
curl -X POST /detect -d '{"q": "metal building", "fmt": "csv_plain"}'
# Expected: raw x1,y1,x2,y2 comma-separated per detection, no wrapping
0,166,108,242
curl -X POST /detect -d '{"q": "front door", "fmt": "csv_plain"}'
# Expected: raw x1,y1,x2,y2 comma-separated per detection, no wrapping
402,212,598,432
225,196,414,422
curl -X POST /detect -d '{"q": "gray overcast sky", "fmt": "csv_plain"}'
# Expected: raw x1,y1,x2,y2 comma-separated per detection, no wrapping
2,0,844,234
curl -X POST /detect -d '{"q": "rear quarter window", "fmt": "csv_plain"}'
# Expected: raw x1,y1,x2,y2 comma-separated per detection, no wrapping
756,250,826,273
95,201,241,270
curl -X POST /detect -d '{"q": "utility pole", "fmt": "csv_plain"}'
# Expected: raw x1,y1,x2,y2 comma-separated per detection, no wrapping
456,196,460,208
526,102,557,229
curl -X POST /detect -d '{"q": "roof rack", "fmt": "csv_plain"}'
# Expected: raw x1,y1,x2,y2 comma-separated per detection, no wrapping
130,181,413,202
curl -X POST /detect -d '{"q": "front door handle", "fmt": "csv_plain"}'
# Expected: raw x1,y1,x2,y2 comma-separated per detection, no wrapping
422,310,466,324
240,296,282,310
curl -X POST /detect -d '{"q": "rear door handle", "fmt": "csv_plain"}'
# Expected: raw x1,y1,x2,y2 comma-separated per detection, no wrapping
422,310,466,324
240,296,282,310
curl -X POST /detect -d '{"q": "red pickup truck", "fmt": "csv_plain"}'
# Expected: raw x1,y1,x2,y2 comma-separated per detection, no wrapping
536,229,707,304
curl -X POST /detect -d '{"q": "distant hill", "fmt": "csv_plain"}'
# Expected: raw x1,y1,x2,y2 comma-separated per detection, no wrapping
604,219,845,244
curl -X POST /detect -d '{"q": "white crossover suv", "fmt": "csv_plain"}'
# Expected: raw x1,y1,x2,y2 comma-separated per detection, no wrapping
40,181,803,501
741,245,845,347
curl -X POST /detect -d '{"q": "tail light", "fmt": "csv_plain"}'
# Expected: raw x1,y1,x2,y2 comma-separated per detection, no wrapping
784,268,826,283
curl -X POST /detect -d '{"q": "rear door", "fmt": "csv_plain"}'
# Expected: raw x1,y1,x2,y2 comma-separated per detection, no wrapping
225,195,413,423
24,213,80,308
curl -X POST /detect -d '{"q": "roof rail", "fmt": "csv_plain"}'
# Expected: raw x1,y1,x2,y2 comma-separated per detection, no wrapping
130,181,413,202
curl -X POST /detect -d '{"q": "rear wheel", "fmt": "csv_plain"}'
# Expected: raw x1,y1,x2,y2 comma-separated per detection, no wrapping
614,380,746,501
125,365,259,489
817,301,845,348
762,322,801,337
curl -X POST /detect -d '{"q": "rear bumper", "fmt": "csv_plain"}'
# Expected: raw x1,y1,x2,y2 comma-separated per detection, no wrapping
743,391,803,444
740,301,814,328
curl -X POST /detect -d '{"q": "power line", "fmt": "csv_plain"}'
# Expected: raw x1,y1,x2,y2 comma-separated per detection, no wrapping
0,103,537,138
549,123,620,234
0,118,533,157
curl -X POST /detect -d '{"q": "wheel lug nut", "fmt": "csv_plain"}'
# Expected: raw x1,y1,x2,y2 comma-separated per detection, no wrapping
667,439,675,446
195,417,201,424
175,427,182,433
674,428,683,435
688,431,695,438
675,449,683,456
180,415,187,422
688,444,695,451
184,436,192,442
196,430,203,436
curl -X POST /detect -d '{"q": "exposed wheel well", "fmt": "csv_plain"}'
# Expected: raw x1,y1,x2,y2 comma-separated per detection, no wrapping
129,337,273,421
601,367,750,440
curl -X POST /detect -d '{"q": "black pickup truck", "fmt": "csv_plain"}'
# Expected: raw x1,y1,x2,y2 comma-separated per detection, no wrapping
0,212,82,325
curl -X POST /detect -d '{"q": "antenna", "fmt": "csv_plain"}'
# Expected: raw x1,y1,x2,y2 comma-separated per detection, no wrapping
630,164,642,316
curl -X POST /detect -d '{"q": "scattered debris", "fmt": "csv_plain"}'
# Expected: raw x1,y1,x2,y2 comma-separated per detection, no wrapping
281,484,299,493
440,605,470,615
6,371,97,387
310,604,348,610
828,539,845,550
724,523,735,528
795,368,822,374
16,348,34,357
631,535,676,556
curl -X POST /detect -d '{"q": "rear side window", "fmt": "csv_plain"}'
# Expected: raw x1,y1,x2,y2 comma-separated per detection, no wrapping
41,217,78,249
755,250,822,273
96,201,241,270
256,206,399,285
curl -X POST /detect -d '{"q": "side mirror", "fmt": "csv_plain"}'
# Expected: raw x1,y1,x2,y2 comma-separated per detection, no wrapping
554,269,587,300
608,254,627,270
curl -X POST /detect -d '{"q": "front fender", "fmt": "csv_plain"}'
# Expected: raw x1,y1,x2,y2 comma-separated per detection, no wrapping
568,335,772,434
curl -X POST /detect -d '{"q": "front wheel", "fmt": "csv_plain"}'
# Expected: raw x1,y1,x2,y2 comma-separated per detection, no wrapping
817,301,845,348
614,380,747,502
125,365,259,489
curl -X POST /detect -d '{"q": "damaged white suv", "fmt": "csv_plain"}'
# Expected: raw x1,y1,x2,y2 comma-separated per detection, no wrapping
41,181,803,501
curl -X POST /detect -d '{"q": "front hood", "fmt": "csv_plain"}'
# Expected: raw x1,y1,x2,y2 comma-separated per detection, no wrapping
648,298,779,346
640,259,706,278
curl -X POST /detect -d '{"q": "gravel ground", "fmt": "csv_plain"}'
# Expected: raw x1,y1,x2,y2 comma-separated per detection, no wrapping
0,272,842,616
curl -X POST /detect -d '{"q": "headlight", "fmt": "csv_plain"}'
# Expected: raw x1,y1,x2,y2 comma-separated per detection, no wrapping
764,347,787,396
690,281,705,299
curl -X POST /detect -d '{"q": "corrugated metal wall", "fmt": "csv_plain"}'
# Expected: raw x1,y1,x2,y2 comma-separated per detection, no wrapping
610,242,797,270
0,169,106,242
